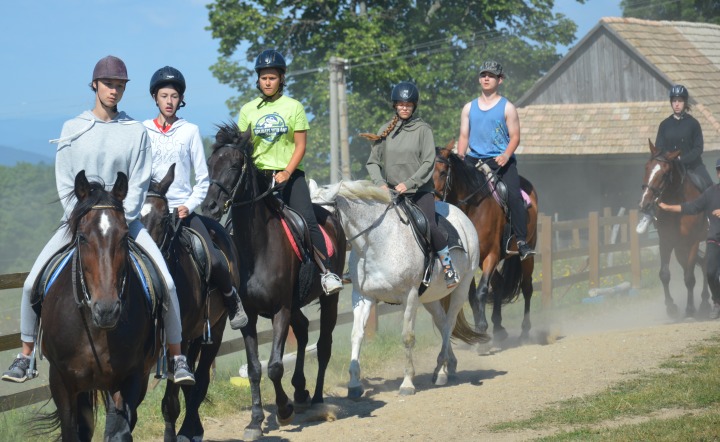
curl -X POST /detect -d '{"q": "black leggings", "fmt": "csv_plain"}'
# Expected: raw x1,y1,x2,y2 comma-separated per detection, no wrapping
706,241,720,303
464,155,528,242
410,191,448,252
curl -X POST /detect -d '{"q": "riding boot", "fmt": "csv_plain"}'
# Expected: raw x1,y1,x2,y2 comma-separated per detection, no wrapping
223,288,248,330
437,246,459,289
517,240,536,261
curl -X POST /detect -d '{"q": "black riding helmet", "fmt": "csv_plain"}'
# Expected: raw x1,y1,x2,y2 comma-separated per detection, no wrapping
669,84,689,101
391,81,419,104
150,66,186,96
254,50,286,99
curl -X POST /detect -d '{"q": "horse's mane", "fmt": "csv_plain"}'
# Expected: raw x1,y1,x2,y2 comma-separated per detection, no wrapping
64,180,124,235
443,150,488,194
213,121,252,153
339,180,392,203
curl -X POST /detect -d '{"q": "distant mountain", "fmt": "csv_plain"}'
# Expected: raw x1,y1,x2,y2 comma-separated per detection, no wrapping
0,145,54,166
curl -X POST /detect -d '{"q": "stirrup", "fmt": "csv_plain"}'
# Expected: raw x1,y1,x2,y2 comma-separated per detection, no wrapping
321,272,343,295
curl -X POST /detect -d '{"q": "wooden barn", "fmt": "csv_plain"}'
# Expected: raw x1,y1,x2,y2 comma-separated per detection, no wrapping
515,17,720,219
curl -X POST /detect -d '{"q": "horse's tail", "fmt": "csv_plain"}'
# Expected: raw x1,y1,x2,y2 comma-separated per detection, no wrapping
490,255,523,304
441,296,491,344
28,391,101,440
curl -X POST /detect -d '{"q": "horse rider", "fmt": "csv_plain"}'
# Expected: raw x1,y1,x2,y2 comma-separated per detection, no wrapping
363,81,460,289
144,65,248,330
2,56,195,385
658,158,720,319
456,60,536,260
238,49,343,295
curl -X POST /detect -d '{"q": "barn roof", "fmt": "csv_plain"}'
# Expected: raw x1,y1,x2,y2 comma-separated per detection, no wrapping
517,17,720,155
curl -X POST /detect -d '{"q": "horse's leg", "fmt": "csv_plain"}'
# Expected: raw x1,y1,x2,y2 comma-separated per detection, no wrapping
312,291,338,404
681,243,698,318
104,390,135,442
289,310,311,409
178,337,220,442
161,374,181,441
242,317,266,441
520,258,534,342
699,249,712,316
49,364,80,442
76,391,95,442
348,291,374,399
399,289,421,396
658,239,678,318
268,307,294,426
422,300,449,385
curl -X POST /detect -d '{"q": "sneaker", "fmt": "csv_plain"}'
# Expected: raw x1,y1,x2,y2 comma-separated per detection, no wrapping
2,355,33,383
711,303,720,320
321,272,343,295
443,264,459,289
517,241,536,261
224,288,249,330
169,356,195,386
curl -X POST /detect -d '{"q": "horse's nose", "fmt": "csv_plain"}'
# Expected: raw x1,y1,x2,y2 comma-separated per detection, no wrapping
203,201,220,219
91,299,122,329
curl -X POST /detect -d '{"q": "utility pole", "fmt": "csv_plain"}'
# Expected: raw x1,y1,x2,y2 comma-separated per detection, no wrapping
337,59,351,180
329,57,340,183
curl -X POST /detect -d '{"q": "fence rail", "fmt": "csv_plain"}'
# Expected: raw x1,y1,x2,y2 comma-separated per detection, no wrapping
0,208,659,412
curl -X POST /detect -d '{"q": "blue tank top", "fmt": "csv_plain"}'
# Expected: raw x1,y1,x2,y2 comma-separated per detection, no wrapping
468,96,510,158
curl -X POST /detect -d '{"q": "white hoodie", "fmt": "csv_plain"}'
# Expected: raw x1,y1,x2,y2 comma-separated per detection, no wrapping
53,110,151,222
143,118,209,214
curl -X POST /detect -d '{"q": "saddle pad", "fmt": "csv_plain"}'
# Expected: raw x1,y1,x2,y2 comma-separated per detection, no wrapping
281,218,334,261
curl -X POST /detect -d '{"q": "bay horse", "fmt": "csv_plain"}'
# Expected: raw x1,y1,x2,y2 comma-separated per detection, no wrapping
200,122,346,441
637,140,710,318
434,141,538,344
40,171,157,441
141,163,237,441
312,180,489,397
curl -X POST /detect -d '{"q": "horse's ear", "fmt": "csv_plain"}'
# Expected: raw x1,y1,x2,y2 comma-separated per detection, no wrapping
444,138,455,151
648,139,658,156
667,150,682,161
112,172,128,202
157,164,175,196
74,170,91,201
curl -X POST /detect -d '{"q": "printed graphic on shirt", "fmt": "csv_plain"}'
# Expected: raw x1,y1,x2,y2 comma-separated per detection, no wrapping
254,112,289,143
492,119,510,149
151,134,188,177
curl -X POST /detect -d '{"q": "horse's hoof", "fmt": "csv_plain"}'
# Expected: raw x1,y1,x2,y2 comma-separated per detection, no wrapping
666,304,679,318
493,328,509,342
347,385,364,399
244,427,263,441
294,395,312,413
434,373,448,386
276,409,295,426
175,435,195,442
399,387,415,396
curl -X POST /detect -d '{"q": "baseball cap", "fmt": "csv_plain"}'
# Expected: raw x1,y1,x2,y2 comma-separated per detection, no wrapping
479,60,504,77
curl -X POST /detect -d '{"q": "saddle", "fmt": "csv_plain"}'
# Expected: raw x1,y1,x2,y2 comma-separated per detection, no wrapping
177,226,212,285
395,197,463,292
31,238,165,317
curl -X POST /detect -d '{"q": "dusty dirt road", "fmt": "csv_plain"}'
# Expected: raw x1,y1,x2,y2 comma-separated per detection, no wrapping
178,294,719,442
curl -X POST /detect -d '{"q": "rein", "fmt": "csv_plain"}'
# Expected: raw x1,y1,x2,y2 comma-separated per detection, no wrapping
434,154,492,206
145,191,182,256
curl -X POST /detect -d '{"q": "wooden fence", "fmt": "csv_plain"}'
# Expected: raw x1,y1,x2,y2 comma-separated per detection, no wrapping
0,208,659,412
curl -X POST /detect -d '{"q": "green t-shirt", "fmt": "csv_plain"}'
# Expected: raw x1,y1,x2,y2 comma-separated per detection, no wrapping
238,95,309,171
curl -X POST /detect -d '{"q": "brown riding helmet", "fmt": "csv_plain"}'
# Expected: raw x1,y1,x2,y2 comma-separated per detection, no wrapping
92,56,129,82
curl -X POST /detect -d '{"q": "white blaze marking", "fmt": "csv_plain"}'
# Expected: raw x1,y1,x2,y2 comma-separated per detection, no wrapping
642,163,662,201
141,203,152,218
99,213,112,236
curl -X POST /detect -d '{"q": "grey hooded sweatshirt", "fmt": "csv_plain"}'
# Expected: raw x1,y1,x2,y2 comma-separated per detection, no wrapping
53,110,151,222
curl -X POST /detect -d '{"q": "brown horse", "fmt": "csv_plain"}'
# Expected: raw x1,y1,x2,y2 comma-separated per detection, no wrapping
434,141,538,343
638,140,710,318
40,171,157,441
201,122,347,441
141,164,237,441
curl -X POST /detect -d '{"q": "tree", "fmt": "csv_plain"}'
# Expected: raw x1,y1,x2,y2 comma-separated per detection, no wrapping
207,0,585,183
621,0,720,25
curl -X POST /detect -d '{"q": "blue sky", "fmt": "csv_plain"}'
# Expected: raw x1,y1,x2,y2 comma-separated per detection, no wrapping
0,0,620,159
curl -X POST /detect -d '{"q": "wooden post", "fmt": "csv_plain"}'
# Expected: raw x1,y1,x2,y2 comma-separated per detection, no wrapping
603,207,612,245
539,214,553,308
629,209,641,288
588,211,600,289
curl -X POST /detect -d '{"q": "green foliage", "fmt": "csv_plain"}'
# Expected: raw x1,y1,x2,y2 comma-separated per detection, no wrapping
206,0,584,183
621,0,720,25
0,163,62,273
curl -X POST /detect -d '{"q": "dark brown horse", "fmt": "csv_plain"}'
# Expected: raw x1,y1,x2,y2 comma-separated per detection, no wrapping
434,142,538,343
638,140,710,318
141,164,237,441
201,123,347,441
40,171,157,441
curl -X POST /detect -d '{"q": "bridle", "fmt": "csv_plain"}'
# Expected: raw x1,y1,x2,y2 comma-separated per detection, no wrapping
641,154,675,207
72,204,128,309
434,152,493,206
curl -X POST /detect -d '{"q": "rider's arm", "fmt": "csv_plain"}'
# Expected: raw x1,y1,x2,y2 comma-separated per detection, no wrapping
457,102,471,159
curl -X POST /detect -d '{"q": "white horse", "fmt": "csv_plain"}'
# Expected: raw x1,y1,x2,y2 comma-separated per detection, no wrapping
312,180,489,397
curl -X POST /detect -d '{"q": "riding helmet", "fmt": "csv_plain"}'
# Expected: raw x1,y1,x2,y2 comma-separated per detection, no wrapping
391,81,419,104
669,84,689,100
92,55,129,82
150,66,186,96
254,50,287,74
